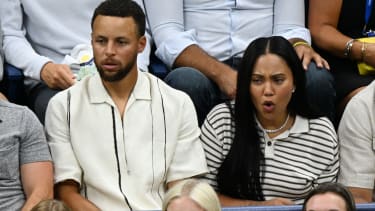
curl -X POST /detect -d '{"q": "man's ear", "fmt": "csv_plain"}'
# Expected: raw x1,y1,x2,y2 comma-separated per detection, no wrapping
137,35,146,53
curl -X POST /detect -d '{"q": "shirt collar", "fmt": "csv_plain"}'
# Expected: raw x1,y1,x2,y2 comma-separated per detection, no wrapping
87,70,152,104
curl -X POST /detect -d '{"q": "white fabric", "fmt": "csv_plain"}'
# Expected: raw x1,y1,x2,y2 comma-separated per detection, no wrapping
0,22,3,81
0,0,151,84
45,71,208,210
338,80,375,191
145,0,310,67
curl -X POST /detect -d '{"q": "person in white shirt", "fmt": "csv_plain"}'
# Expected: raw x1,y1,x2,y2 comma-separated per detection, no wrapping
145,0,335,125
0,0,150,124
45,1,208,210
338,80,375,203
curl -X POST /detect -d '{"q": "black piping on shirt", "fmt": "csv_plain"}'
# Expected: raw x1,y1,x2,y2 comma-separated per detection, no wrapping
111,106,133,210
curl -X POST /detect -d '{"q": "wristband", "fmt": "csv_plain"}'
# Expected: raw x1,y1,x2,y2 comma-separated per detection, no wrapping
292,41,311,48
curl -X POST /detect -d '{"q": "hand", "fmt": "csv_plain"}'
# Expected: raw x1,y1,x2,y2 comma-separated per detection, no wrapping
258,197,295,206
40,62,76,89
294,45,330,71
216,67,237,99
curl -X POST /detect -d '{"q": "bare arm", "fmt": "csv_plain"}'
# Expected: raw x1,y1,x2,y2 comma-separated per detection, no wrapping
308,0,375,65
348,187,373,203
55,180,100,211
173,45,237,99
20,161,53,211
218,193,294,206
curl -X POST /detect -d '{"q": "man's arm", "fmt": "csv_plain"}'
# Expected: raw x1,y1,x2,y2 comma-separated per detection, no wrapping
20,161,53,211
144,1,237,99
55,180,100,211
0,1,75,89
173,45,237,99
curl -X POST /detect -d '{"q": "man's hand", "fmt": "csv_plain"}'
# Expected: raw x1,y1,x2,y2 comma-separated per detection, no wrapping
40,63,76,89
294,44,330,71
216,67,237,99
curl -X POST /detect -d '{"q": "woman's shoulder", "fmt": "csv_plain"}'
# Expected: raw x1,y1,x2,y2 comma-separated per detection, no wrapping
206,101,234,121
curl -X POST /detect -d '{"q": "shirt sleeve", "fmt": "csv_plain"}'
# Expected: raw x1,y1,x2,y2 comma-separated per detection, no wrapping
0,0,51,81
199,106,231,191
20,107,52,165
144,0,198,68
338,97,375,189
45,91,82,185
273,0,311,44
166,94,208,182
314,120,339,186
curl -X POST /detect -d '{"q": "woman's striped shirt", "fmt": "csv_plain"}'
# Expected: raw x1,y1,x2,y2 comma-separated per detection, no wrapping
200,103,339,204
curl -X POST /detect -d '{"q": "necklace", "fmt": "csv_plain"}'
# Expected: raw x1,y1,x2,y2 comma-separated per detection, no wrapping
263,113,290,133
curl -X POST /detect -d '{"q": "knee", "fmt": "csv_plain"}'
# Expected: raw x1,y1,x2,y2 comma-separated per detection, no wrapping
164,67,211,92
305,62,335,90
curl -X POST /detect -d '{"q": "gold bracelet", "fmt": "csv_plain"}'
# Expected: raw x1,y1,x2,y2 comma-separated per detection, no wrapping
360,42,367,62
293,41,311,48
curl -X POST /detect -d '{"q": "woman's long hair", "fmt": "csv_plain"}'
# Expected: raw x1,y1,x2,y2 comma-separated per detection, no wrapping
217,36,321,200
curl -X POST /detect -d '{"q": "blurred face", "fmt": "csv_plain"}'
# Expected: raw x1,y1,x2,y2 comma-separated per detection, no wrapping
305,192,347,211
167,196,205,211
250,53,295,123
91,15,145,82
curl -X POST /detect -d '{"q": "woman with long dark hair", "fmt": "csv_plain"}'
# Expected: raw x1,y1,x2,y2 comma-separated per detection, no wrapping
200,36,339,206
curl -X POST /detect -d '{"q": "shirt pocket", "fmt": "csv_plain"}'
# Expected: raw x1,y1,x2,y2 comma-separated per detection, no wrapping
0,141,19,180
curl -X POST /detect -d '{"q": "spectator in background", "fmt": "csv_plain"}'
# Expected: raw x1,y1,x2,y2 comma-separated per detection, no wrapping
145,0,335,125
309,0,375,122
45,1,207,210
302,183,356,211
162,179,221,211
338,80,375,203
0,0,150,123
0,99,53,210
200,36,339,206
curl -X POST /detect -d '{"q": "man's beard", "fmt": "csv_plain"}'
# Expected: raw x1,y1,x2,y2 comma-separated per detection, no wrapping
95,55,137,82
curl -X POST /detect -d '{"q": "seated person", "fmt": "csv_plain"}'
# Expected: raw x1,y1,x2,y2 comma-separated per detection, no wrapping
338,80,375,203
0,100,53,210
0,0,150,123
200,36,339,206
302,182,356,211
45,1,208,210
162,179,221,211
309,0,375,120
145,0,335,125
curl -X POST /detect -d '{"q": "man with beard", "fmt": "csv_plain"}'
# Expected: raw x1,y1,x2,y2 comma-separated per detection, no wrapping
44,1,208,210
0,0,150,124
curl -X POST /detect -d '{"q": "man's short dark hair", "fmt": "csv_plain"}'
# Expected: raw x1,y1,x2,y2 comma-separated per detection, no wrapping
91,0,145,37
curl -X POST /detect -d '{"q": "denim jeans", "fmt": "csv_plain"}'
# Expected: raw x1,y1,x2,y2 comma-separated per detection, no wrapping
27,82,60,124
165,62,336,126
